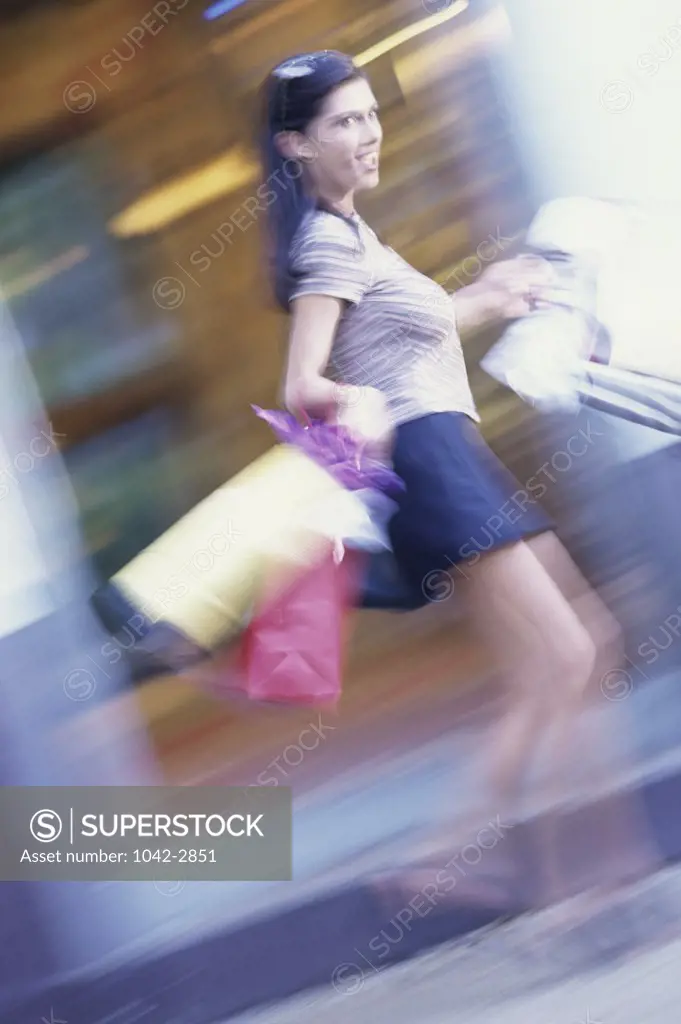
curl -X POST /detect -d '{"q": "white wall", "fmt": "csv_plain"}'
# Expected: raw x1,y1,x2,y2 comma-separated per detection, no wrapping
496,0,681,209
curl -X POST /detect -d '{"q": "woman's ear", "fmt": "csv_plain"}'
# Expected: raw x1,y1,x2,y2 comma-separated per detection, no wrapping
274,130,316,163
274,130,300,160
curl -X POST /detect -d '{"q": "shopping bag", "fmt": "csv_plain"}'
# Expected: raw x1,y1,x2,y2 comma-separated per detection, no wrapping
480,304,584,412
90,406,404,681
90,443,354,662
577,362,681,436
482,197,681,434
236,542,363,706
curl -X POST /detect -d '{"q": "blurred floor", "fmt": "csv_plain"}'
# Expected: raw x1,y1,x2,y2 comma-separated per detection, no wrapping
230,863,681,1023
8,621,681,1024
59,621,681,960
115,612,486,788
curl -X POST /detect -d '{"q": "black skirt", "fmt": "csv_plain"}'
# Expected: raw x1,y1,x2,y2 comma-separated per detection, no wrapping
388,412,553,592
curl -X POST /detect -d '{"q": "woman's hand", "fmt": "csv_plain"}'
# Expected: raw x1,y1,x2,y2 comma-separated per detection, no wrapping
284,378,393,459
478,255,555,320
454,255,554,334
332,384,394,460
283,375,338,422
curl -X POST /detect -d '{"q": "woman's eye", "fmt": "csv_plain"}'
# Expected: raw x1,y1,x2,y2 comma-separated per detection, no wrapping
340,116,356,128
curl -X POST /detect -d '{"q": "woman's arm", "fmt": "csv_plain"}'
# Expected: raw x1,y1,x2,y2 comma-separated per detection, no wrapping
283,293,344,418
283,293,358,419
282,293,393,454
452,280,502,336
452,256,554,336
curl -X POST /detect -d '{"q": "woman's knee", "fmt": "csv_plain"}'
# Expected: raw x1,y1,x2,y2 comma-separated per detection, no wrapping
548,622,597,701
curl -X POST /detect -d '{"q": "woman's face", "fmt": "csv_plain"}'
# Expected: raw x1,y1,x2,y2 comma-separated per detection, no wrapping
302,77,382,198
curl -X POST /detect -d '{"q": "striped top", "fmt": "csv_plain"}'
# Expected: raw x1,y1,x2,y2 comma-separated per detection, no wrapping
289,210,479,427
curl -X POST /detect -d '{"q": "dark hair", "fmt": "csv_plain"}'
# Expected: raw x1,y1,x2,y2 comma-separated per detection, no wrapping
259,50,363,310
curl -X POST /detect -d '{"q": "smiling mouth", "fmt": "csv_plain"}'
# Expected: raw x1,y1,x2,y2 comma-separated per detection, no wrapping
357,153,379,170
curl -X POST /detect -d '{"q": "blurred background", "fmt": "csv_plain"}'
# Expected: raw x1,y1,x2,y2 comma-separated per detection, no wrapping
2,0,679,766
3,0,681,1018
0,0,542,766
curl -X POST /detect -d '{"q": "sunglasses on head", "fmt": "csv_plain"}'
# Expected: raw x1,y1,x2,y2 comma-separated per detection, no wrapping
271,51,344,79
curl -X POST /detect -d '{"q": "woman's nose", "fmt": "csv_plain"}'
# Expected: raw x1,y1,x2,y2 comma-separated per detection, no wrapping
361,119,381,145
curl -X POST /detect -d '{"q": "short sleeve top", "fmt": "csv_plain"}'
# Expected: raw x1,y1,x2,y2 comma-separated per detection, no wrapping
289,209,479,427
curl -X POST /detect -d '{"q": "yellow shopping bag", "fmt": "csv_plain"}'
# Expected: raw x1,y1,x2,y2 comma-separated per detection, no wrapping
109,444,349,652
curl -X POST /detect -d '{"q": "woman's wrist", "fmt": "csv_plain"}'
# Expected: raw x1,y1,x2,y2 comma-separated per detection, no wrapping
284,375,338,420
453,281,501,335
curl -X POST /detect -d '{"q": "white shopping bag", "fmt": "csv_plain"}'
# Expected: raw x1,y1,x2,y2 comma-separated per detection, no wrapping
482,198,601,411
481,305,584,412
300,486,396,553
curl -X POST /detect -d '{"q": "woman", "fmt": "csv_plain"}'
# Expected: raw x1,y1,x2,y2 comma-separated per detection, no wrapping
259,50,643,903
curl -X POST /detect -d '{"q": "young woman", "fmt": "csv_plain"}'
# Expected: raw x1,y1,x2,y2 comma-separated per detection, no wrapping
259,50,645,901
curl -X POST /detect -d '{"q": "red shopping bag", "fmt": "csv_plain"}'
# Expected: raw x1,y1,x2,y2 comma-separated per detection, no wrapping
236,544,362,706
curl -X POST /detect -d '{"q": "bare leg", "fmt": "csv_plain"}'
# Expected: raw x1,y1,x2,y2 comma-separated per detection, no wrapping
386,531,658,915
527,532,661,898
396,536,596,906
527,531,622,698
461,538,596,819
